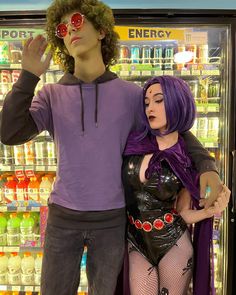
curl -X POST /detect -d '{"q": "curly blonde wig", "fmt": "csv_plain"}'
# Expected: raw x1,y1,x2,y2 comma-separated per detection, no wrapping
46,0,119,72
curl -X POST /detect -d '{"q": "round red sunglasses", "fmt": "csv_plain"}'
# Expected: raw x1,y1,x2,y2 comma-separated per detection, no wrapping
55,12,84,39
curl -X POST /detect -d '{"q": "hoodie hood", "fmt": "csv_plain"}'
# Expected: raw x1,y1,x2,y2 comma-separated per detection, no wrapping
57,70,118,85
57,70,118,133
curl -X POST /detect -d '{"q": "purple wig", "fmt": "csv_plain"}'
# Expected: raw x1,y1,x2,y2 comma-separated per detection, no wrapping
142,75,196,136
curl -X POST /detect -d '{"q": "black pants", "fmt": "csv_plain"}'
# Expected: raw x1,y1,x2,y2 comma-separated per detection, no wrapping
41,206,126,295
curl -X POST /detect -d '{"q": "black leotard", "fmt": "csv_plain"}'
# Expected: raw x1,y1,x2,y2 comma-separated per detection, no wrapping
122,155,187,265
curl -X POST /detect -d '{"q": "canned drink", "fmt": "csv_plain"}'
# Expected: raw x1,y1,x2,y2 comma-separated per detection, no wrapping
24,141,35,165
13,145,25,165
119,45,129,64
2,145,13,165
164,44,175,70
130,45,140,64
212,82,220,97
197,117,208,139
188,80,199,98
11,70,21,84
207,117,219,139
186,44,197,64
176,45,186,70
1,70,11,83
153,45,163,69
46,141,57,165
34,141,45,165
141,45,151,64
198,44,209,64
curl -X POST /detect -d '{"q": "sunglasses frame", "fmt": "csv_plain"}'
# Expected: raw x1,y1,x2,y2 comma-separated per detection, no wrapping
55,12,84,39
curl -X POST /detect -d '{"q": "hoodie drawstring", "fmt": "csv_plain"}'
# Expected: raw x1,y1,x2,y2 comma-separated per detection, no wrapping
79,84,85,133
95,83,98,127
79,83,99,133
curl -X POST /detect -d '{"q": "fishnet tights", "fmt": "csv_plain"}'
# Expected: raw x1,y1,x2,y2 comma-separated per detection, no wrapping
128,230,193,295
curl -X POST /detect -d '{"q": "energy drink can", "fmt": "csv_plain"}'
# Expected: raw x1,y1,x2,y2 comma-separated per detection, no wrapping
153,45,163,69
119,45,129,64
207,117,219,139
130,45,140,64
164,44,174,70
197,117,208,139
141,45,151,64
198,44,209,64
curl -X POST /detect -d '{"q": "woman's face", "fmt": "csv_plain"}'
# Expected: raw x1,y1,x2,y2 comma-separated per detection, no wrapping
144,83,167,132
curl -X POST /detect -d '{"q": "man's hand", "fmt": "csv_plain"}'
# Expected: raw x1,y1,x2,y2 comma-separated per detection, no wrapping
204,184,231,217
22,35,52,77
199,171,222,208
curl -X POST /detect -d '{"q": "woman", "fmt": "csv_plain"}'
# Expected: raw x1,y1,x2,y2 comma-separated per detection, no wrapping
122,76,230,295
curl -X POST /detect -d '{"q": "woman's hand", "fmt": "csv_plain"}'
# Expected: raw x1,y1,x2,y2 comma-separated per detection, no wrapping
22,35,52,77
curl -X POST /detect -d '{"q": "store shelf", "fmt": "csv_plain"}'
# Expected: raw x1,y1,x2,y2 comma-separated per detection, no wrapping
0,165,57,172
0,246,42,252
0,285,88,293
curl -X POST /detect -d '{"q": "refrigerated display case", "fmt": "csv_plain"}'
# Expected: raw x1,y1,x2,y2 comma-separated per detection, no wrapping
0,8,235,295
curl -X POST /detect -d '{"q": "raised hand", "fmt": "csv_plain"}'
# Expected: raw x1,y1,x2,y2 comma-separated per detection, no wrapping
22,35,52,77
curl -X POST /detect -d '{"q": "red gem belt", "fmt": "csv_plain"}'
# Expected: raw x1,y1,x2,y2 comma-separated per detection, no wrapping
128,210,178,232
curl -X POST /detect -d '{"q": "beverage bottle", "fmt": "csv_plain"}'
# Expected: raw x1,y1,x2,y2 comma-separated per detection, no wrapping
0,175,7,203
13,145,25,165
0,213,7,245
27,177,39,202
80,248,87,287
24,141,35,165
21,252,35,285
7,213,21,246
34,252,43,285
20,213,35,245
46,139,57,165
8,252,21,285
30,212,40,244
16,177,27,201
4,176,17,203
39,176,52,205
0,252,8,284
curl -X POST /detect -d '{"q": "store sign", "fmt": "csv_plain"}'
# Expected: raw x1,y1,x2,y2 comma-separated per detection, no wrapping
0,28,45,41
115,26,185,41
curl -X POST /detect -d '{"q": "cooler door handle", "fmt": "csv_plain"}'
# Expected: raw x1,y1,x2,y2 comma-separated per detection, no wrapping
232,150,236,213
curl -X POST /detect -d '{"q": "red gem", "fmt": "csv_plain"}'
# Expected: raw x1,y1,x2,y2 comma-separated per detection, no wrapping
153,219,164,230
135,219,142,229
142,221,152,232
171,209,178,215
129,215,134,225
164,213,174,223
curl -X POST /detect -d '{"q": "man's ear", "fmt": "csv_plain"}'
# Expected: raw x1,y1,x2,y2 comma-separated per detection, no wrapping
98,30,105,40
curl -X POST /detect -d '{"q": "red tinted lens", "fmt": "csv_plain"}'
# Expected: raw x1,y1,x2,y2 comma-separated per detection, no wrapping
71,13,84,28
56,23,68,38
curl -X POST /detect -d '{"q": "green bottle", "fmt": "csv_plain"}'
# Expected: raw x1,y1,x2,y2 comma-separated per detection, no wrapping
7,212,21,245
20,212,35,245
0,213,7,245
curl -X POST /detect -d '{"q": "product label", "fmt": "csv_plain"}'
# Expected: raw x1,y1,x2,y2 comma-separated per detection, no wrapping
28,188,39,201
115,26,185,41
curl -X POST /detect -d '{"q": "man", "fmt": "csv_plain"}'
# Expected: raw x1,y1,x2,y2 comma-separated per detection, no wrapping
0,0,221,294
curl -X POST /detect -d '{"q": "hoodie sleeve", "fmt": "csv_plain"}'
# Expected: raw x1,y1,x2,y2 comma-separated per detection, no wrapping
182,131,218,174
0,70,53,145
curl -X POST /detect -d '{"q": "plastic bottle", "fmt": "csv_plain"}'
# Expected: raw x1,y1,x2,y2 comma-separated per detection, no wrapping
20,213,35,245
4,176,17,203
39,176,52,205
7,213,21,246
0,252,8,284
8,252,21,285
0,213,7,246
21,252,35,285
34,252,43,285
80,247,87,287
24,141,35,165
27,177,39,201
16,177,27,201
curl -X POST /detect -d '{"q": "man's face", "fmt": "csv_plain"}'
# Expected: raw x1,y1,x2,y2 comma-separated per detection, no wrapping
60,11,105,60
